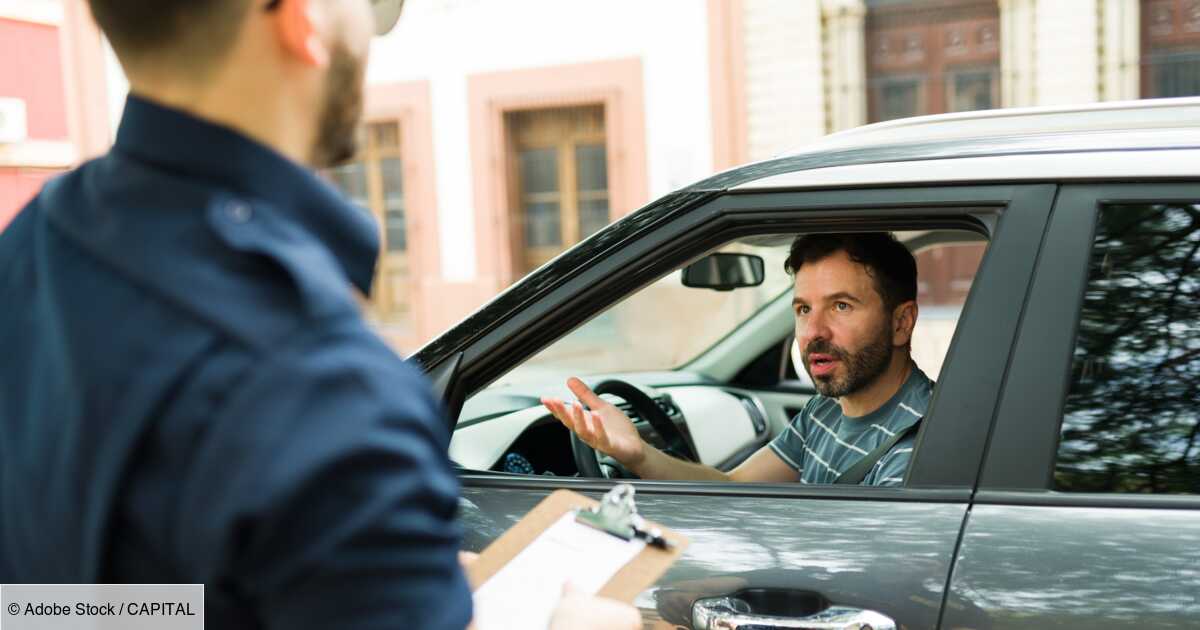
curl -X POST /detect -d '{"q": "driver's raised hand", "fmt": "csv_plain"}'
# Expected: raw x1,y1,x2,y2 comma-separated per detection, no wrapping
541,377,646,467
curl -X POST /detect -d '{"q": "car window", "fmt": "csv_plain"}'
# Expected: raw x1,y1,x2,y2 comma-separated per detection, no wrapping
490,234,986,390
454,228,990,477
1056,202,1200,494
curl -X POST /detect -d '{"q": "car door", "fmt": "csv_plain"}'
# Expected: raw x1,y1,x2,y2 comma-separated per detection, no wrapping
422,184,1057,629
944,183,1200,629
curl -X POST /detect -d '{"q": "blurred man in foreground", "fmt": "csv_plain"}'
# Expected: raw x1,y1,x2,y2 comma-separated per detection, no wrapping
0,1,637,628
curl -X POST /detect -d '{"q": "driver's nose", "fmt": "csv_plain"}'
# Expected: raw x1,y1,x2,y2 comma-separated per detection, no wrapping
797,310,832,350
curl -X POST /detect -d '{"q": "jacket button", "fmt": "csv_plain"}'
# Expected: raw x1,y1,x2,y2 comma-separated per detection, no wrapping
226,200,253,223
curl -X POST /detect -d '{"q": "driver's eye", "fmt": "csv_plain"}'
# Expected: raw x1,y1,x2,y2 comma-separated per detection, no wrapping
797,305,810,315
835,302,851,312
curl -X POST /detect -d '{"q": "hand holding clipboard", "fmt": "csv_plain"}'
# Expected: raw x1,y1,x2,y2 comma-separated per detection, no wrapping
466,485,688,630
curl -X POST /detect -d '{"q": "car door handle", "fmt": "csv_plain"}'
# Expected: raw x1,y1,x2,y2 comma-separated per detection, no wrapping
692,596,896,629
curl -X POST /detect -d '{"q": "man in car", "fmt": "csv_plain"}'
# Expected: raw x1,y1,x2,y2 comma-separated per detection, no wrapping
0,1,637,628
543,232,932,486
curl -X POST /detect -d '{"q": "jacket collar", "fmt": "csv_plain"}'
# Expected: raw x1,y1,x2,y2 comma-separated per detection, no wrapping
112,94,379,294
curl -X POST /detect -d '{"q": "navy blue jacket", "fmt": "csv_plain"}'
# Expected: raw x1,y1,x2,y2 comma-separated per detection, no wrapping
0,95,472,629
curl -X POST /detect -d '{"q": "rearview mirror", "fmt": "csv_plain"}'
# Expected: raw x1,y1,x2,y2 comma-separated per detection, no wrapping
681,253,765,291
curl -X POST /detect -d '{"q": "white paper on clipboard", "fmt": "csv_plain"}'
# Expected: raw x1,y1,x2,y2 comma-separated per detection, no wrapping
471,511,647,630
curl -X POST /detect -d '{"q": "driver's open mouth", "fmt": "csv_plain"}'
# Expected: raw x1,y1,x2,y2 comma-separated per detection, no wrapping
809,354,839,377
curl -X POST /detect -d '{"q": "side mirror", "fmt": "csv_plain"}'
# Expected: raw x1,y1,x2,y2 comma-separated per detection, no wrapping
681,253,765,291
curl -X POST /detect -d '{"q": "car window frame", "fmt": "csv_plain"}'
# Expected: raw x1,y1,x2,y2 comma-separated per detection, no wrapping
978,181,1200,510
435,184,1057,497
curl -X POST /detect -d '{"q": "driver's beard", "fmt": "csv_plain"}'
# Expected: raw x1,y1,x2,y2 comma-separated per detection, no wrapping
804,320,894,399
309,42,365,168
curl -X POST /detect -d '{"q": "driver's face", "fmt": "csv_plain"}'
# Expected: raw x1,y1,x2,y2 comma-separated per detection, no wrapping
792,251,894,398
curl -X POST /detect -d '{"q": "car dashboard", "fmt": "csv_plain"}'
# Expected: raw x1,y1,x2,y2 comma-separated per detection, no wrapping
449,372,783,476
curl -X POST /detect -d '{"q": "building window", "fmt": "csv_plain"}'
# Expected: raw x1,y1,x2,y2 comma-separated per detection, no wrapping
866,0,1001,122
945,67,997,112
878,76,925,121
1141,0,1200,98
506,105,610,276
325,120,411,327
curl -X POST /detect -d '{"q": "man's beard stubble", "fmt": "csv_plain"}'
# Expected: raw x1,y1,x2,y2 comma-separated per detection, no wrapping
802,320,893,399
311,43,365,169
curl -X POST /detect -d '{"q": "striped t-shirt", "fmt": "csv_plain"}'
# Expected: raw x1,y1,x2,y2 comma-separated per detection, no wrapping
768,365,933,486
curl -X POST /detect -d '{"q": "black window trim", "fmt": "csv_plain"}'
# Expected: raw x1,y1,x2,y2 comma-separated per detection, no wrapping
978,183,1200,505
458,472,974,503
444,183,1058,497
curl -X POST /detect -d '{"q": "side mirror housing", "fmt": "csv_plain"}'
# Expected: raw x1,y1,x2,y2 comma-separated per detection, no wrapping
681,253,765,291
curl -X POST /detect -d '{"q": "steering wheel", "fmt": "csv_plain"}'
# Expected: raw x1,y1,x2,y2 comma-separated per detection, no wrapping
570,379,700,478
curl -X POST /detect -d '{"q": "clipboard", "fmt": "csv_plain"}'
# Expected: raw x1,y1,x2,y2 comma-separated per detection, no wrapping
466,485,688,603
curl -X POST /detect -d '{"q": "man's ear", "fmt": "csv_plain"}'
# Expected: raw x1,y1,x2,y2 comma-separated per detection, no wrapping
271,0,329,68
892,300,918,347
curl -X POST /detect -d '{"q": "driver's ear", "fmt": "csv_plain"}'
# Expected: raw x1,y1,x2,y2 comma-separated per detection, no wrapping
269,0,330,68
892,300,918,348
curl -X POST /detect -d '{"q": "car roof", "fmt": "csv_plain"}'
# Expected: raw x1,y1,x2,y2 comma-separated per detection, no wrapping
703,97,1200,192
790,97,1200,153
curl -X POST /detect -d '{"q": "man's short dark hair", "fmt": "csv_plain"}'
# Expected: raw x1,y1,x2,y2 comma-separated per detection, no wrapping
87,0,252,72
784,233,917,312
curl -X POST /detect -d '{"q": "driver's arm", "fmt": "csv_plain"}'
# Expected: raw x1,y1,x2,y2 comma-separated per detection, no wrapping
542,387,732,482
543,378,799,483
728,446,801,483
630,441,799,483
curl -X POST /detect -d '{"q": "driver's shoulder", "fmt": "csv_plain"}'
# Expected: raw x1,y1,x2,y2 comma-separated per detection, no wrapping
908,365,937,402
894,366,936,420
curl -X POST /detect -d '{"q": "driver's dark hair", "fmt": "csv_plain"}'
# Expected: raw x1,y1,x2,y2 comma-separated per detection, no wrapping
784,233,917,312
86,0,253,71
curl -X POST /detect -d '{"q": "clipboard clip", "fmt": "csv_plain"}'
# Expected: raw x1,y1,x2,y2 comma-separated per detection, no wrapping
575,484,672,549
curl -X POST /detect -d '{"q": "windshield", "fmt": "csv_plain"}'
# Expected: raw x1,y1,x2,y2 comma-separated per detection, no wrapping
491,243,793,388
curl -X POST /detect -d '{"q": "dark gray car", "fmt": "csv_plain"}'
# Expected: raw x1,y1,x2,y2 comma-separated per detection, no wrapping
415,99,1200,629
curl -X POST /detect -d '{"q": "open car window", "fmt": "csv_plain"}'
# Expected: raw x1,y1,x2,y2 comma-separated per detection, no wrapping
452,227,990,480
